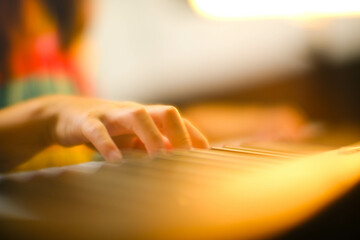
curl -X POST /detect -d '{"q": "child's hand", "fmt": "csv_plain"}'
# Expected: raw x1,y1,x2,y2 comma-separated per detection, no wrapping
48,96,209,162
0,95,209,171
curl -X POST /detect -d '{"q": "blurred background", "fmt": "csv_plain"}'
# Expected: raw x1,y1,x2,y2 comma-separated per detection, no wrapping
81,0,360,144
2,0,359,146
87,0,359,101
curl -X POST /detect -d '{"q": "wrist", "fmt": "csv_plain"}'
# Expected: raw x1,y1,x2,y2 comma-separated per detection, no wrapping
0,95,62,171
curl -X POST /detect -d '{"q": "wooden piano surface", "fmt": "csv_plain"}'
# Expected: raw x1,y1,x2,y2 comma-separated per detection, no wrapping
1,142,360,239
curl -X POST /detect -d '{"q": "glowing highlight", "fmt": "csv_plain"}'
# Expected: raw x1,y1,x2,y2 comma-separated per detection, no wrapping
189,0,360,19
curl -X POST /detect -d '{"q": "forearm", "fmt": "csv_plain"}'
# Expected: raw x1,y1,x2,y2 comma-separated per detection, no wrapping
0,96,57,172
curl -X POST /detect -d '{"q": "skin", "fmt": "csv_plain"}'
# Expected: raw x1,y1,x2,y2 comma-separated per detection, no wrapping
0,95,209,172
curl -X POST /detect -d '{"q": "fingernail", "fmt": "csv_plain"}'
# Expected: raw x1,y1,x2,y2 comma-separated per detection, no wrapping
108,150,122,163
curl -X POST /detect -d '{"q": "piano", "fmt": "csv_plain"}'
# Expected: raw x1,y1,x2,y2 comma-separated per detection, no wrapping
1,142,360,239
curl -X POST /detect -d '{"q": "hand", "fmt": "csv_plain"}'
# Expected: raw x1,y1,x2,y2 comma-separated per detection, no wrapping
0,95,209,171
50,96,209,162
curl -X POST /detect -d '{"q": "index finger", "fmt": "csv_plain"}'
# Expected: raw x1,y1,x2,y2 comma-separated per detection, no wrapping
105,107,166,155
81,118,123,162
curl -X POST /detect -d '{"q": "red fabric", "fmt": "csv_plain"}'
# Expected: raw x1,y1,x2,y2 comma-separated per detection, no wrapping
6,33,94,95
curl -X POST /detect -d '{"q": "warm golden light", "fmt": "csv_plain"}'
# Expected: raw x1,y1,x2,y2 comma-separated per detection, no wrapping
189,0,360,19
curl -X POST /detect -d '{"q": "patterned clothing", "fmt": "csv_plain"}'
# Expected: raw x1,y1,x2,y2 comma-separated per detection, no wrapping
1,33,95,172
0,33,93,107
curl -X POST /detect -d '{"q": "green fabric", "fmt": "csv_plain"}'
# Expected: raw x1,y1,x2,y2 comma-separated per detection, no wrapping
0,76,77,108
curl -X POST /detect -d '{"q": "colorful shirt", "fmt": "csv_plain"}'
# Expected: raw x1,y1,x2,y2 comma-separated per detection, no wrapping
1,33,95,172
0,33,93,107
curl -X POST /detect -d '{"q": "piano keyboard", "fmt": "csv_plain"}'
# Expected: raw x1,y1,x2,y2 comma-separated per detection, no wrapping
1,144,360,239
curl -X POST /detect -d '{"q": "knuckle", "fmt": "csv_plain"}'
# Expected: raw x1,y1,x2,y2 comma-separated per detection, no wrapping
82,120,103,136
131,106,148,119
163,106,179,117
84,110,101,119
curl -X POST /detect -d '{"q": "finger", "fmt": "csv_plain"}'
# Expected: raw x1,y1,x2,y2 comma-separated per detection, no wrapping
107,107,166,155
147,105,191,149
183,119,210,149
81,118,122,162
